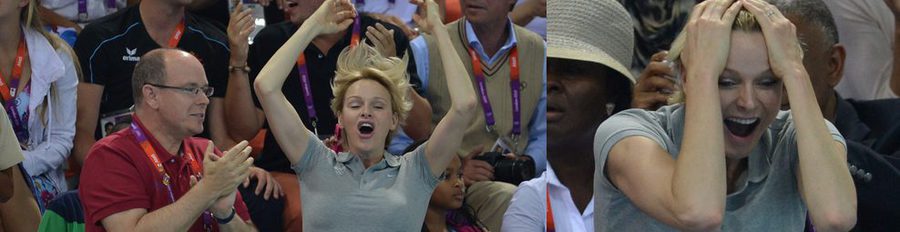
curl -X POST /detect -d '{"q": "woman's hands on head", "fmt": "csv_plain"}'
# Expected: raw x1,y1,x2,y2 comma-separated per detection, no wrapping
681,0,743,83
741,0,805,80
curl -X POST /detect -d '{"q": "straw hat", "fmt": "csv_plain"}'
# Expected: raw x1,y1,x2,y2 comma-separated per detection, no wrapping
547,0,635,84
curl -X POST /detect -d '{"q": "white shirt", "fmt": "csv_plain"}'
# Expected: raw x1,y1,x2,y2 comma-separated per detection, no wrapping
20,25,79,193
356,0,419,27
825,0,897,99
502,164,594,232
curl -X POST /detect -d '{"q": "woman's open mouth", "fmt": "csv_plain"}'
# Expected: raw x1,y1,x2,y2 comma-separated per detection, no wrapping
358,122,374,138
724,117,759,137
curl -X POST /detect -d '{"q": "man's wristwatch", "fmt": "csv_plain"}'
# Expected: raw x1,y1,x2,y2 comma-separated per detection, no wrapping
214,207,236,224
228,64,250,73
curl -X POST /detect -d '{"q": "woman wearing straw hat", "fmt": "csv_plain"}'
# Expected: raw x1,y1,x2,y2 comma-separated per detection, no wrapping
593,0,856,231
253,0,479,230
502,0,633,231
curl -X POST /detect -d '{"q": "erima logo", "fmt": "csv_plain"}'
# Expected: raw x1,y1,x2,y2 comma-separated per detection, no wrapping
122,47,140,62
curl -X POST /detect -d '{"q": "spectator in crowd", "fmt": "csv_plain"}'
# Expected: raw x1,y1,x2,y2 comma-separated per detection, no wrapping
0,112,41,231
253,0,477,230
595,0,856,230
422,149,487,232
779,1,900,228
73,0,232,166
37,0,130,33
2,0,80,208
225,0,432,229
79,49,257,232
633,0,900,229
510,0,545,39
823,0,898,99
225,4,287,232
502,0,633,231
392,0,546,229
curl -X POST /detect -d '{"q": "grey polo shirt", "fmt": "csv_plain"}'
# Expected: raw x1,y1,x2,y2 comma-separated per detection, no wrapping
293,134,439,231
593,104,846,231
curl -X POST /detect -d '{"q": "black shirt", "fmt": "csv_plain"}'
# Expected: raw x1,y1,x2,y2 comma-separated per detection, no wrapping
74,5,230,139
247,16,422,173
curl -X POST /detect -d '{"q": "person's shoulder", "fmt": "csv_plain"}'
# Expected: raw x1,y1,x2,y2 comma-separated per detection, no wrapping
847,98,900,125
93,130,136,152
511,23,544,47
84,129,141,169
516,171,548,191
608,106,668,125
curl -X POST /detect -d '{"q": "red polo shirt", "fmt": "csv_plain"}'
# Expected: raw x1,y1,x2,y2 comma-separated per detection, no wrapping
80,116,250,232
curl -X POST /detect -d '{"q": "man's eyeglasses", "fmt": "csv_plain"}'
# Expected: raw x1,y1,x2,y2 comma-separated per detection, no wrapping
146,83,214,97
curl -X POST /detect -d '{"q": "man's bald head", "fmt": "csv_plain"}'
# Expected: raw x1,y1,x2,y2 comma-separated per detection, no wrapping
131,49,203,105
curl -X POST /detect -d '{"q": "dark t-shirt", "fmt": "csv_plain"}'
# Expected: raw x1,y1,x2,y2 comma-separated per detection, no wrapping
74,5,230,140
247,16,422,173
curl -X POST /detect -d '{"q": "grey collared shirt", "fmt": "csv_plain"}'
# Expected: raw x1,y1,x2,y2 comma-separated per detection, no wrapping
593,104,846,231
293,135,439,231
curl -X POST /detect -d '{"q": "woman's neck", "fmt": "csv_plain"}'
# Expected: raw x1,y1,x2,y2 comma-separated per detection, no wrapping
0,21,22,57
424,207,448,232
353,148,384,169
725,157,748,194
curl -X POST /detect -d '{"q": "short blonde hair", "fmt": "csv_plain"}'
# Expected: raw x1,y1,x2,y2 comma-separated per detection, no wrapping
665,10,761,103
330,42,413,131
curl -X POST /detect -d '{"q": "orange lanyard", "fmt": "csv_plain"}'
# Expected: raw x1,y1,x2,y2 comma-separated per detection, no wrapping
130,121,211,231
167,19,186,48
0,34,31,145
0,35,27,101
546,185,556,232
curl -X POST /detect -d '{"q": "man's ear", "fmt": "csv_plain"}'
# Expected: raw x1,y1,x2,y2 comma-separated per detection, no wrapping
144,85,161,109
826,44,847,88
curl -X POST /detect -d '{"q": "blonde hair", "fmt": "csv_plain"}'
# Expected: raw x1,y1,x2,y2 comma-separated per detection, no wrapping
330,42,413,139
665,10,761,103
19,0,84,128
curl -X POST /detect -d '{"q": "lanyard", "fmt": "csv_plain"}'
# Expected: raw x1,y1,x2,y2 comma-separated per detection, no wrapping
350,0,364,47
466,45,521,140
546,185,556,232
167,19,186,48
78,0,118,21
130,121,213,231
293,15,363,136
294,55,319,135
0,34,31,145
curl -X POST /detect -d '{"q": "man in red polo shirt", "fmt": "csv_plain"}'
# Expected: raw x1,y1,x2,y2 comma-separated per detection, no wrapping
80,48,257,232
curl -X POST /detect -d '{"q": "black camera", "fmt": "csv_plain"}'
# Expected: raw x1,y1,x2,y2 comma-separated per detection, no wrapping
474,152,536,185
